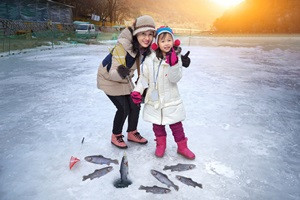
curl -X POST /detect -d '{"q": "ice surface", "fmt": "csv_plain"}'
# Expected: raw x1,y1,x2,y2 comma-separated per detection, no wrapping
0,36,299,200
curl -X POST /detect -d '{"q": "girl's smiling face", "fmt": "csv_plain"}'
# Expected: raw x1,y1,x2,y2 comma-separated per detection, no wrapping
158,33,173,56
137,31,154,48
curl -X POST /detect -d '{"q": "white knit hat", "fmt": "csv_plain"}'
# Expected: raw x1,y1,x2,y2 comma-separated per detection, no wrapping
133,15,156,36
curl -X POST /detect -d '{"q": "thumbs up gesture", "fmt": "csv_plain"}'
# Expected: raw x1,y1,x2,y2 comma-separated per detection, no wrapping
181,51,191,68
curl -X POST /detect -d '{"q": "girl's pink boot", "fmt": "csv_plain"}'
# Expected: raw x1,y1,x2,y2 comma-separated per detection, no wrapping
155,136,166,157
176,137,195,160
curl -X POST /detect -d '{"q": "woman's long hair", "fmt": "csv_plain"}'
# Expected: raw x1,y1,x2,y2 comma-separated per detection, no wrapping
128,27,152,58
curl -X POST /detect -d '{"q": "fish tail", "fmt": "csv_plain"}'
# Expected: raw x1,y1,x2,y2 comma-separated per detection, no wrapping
174,185,179,191
139,185,145,190
113,159,119,165
163,166,170,170
197,183,203,189
82,176,88,181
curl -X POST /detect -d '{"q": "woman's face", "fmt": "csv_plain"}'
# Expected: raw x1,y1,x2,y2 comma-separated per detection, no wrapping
158,33,173,56
137,31,154,48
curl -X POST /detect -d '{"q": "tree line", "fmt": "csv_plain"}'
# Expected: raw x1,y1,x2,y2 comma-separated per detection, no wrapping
213,0,300,33
55,0,140,24
54,0,300,33
54,0,219,29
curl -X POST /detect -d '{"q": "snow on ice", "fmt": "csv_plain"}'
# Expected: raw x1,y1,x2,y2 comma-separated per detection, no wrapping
0,36,299,200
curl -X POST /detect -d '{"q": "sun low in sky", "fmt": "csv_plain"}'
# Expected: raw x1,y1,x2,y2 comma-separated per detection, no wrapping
211,0,245,8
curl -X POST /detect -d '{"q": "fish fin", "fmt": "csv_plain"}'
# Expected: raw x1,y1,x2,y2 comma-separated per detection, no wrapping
161,173,168,179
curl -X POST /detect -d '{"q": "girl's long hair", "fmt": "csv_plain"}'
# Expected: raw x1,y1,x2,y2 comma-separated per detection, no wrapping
128,27,152,58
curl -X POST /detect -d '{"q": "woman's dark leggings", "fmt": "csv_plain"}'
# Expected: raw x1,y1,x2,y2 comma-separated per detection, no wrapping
107,95,140,134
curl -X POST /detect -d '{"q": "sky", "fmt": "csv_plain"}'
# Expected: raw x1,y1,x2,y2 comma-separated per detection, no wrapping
127,0,245,30
210,0,245,8
0,36,299,200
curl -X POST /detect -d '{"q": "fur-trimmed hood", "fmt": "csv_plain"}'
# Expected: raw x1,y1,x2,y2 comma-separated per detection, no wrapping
117,28,137,58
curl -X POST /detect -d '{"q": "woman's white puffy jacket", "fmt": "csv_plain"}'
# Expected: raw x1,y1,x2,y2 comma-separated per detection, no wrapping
134,52,186,125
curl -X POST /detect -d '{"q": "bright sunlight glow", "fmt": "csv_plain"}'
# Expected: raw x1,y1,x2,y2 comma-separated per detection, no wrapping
211,0,245,8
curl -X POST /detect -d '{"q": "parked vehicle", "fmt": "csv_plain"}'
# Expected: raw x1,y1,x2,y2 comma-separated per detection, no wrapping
74,22,99,38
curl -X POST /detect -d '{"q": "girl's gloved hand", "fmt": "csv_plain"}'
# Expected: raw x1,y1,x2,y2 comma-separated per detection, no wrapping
131,91,142,104
166,48,178,66
181,51,191,68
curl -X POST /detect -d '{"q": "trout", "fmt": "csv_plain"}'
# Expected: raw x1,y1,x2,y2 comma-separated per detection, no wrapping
139,185,171,194
163,163,196,172
150,169,179,191
82,166,113,181
84,155,118,165
176,175,203,189
113,152,132,188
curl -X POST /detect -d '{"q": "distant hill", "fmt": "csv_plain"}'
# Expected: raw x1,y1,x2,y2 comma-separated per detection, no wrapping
213,0,300,33
126,0,226,30
55,0,227,31
120,0,226,31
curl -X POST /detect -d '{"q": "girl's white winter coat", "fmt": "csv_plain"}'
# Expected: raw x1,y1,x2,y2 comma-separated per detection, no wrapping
134,52,186,125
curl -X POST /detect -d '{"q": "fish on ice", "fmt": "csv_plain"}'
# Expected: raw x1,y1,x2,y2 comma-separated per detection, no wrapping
175,175,203,189
151,169,179,191
113,152,132,188
84,155,118,165
163,163,196,172
139,185,171,194
82,166,113,181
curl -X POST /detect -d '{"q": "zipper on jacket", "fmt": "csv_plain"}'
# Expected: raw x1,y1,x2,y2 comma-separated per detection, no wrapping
160,108,163,125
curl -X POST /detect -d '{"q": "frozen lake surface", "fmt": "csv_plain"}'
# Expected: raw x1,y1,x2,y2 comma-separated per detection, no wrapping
0,36,299,200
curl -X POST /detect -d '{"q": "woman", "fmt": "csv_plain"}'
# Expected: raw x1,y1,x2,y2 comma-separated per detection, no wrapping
97,15,156,149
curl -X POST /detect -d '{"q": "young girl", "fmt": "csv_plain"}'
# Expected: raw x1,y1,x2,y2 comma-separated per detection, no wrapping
131,26,195,159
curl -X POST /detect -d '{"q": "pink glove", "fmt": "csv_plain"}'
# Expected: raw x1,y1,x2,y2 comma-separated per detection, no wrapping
131,91,142,104
166,48,178,66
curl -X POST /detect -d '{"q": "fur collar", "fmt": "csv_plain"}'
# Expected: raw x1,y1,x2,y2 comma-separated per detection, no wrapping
117,28,137,58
